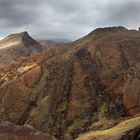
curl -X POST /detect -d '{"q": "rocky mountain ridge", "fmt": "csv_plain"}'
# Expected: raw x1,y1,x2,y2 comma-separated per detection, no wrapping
0,31,63,67
0,26,139,139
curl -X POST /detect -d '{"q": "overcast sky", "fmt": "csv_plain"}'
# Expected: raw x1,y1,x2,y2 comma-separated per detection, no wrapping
0,0,140,41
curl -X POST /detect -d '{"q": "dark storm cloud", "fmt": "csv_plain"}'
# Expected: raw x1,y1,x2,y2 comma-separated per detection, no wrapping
0,0,41,27
0,0,140,40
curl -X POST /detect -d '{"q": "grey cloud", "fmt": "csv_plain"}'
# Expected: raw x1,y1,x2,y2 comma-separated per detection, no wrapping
99,0,140,28
0,0,41,27
0,0,140,40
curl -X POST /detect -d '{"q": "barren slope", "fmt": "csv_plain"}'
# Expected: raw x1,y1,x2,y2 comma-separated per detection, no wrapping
0,26,139,139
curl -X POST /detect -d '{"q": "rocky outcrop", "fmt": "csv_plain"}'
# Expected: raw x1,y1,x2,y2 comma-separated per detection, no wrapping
0,122,54,140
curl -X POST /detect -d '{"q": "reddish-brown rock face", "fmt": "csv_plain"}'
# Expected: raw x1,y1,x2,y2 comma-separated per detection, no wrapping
0,65,42,123
0,26,140,139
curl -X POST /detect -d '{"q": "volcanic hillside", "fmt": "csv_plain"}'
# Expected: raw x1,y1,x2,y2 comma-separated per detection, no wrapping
0,26,139,140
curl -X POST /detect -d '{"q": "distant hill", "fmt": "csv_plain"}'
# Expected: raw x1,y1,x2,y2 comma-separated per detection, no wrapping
49,38,71,42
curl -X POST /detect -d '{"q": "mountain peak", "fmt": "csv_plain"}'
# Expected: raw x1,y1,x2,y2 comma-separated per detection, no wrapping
0,31,39,51
75,26,129,44
88,26,127,37
94,26,127,32
5,31,31,41
18,31,29,38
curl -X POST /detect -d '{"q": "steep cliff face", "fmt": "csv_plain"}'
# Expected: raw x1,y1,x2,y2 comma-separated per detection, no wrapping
0,27,140,139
